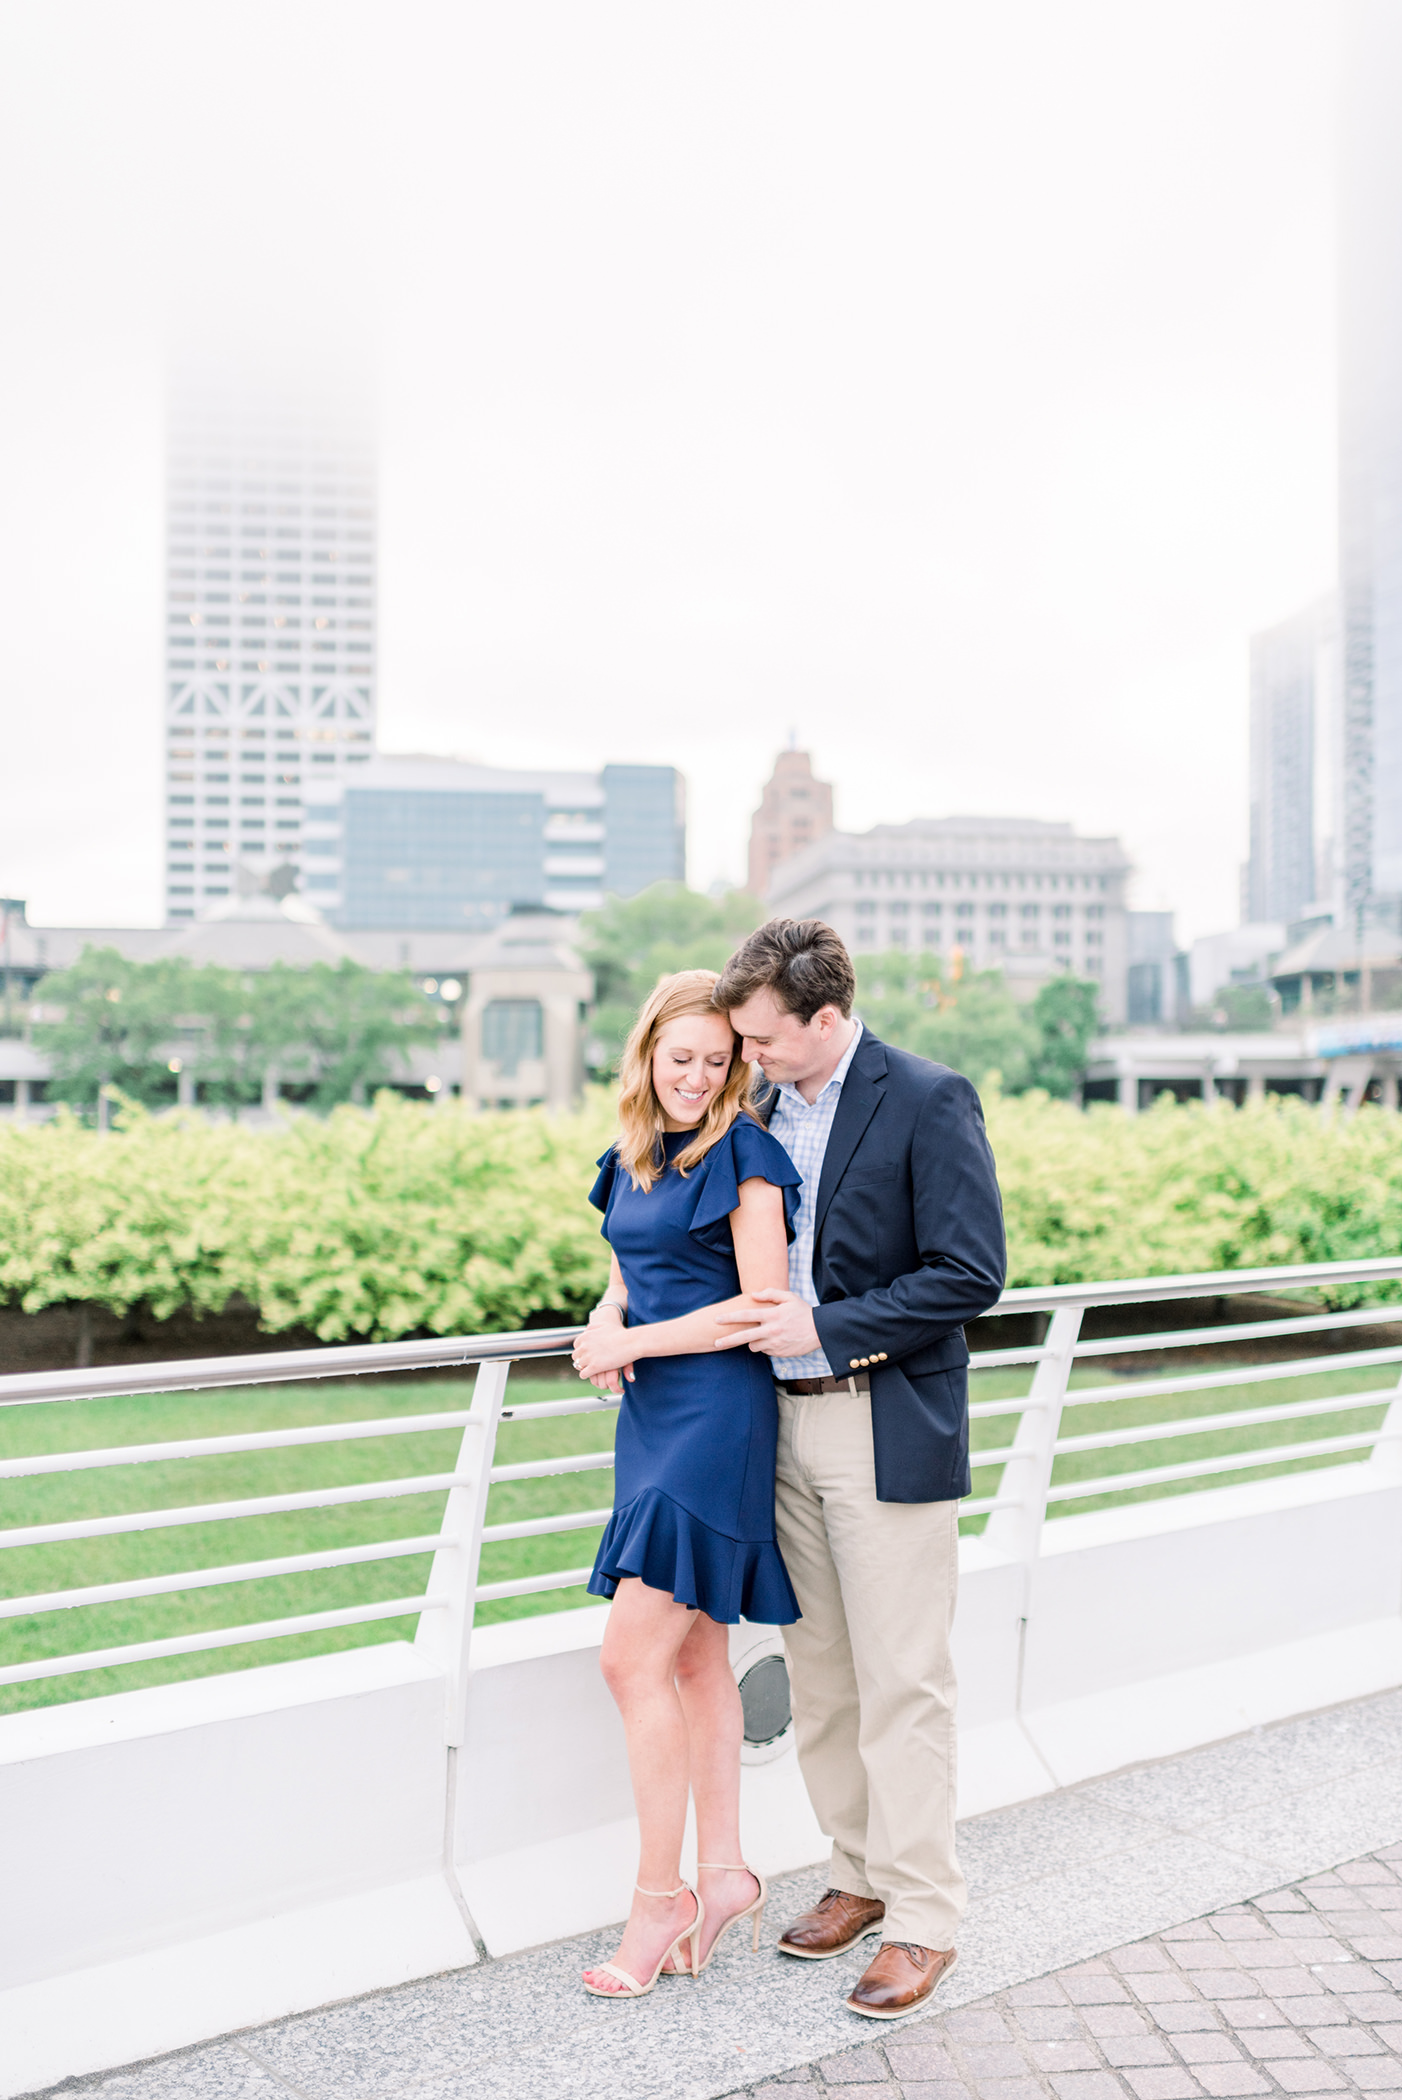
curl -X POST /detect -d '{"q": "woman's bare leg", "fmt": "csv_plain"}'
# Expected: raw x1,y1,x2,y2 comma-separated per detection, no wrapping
663,1612,760,1968
583,1577,701,1994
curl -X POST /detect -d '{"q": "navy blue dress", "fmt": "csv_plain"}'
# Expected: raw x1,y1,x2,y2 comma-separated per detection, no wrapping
586,1116,803,1625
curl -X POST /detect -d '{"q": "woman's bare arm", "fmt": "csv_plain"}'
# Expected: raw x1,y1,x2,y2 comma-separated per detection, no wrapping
582,1253,632,1394
571,1178,788,1382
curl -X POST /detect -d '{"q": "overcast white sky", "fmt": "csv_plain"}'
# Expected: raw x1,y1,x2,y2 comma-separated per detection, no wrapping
0,1,1338,941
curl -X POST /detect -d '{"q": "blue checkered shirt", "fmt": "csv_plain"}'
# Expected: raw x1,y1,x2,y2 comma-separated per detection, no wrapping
765,1020,864,1380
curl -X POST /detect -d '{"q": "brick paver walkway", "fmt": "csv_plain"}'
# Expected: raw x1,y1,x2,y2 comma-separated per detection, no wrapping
734,1844,1402,2100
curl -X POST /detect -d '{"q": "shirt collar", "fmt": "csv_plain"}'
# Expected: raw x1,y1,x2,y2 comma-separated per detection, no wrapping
776,1018,863,1111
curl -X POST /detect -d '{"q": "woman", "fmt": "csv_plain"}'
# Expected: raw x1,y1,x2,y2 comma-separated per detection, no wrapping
571,969,802,2000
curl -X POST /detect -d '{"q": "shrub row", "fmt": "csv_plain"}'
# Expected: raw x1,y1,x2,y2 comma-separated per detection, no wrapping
2,1091,1400,1343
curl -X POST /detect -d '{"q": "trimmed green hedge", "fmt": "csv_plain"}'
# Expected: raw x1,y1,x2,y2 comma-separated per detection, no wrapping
3,1090,1401,1343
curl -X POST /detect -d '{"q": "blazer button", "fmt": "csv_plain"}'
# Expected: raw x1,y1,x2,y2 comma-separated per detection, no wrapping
877,1352,888,1361
849,1359,861,1370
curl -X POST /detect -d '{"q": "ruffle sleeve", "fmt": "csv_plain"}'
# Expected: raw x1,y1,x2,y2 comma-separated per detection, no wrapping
689,1116,802,1245
588,1146,619,1222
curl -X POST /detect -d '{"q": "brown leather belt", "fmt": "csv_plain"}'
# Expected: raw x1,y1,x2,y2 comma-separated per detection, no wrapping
774,1373,871,1396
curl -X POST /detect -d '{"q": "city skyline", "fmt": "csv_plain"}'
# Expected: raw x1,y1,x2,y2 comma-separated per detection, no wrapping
0,3,1337,941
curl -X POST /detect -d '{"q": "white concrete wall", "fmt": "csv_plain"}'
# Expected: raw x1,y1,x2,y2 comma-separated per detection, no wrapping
3,1460,1401,2096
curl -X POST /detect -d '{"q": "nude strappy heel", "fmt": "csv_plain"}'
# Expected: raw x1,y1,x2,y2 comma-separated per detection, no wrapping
689,1862,768,1970
581,1881,704,1998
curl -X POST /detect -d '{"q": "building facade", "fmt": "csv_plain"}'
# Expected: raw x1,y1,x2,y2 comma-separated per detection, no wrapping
1247,599,1335,927
163,370,378,923
1126,912,1189,1029
764,814,1132,1023
748,748,834,898
1339,1,1402,931
296,754,685,927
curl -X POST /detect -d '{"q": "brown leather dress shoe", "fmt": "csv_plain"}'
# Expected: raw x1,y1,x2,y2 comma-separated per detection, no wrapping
777,1887,886,1959
846,1940,959,2018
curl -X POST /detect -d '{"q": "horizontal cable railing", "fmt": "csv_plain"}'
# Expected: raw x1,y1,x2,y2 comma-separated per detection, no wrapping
0,1255,1400,1706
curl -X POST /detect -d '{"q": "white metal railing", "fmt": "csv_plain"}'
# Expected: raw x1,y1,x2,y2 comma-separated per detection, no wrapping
2,1259,1401,1737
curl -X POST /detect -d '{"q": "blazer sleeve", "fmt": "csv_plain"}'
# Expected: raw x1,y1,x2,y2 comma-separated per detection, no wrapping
810,1071,1006,1369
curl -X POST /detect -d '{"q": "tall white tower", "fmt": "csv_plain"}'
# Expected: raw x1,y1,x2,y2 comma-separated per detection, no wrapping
162,369,377,921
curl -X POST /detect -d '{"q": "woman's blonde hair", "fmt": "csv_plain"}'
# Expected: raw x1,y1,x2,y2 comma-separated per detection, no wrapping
615,969,758,1191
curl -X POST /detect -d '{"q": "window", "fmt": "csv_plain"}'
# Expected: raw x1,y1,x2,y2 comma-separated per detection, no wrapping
482,999,543,1076
989,930,1006,948
988,902,1006,918
955,902,974,919
855,900,876,917
1021,903,1039,919
1086,930,1103,947
889,901,909,917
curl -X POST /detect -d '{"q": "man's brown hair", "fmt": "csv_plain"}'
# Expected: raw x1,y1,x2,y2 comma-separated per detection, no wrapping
714,918,856,1023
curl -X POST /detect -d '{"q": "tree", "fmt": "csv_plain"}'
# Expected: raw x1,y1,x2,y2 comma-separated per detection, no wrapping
33,947,439,1115
1208,983,1276,1031
276,960,439,1109
32,949,239,1112
1027,975,1102,1097
854,949,1041,1090
577,882,763,1072
853,951,1103,1096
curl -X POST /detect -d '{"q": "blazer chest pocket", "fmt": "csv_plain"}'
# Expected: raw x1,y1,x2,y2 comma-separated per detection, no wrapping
845,1164,898,1188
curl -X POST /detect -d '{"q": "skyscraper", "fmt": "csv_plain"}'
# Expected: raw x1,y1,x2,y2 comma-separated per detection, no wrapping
1246,598,1335,927
1338,1,1402,932
162,369,377,921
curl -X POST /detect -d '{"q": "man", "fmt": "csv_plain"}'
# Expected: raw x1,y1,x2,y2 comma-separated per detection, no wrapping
714,918,1006,2020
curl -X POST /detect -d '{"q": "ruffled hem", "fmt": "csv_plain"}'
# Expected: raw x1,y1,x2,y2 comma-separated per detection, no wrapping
588,1487,800,1625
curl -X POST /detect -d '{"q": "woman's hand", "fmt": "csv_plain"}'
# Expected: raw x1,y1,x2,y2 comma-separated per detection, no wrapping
573,1305,636,1393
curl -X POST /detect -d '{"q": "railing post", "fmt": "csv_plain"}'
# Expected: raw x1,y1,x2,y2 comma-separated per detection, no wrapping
415,1356,509,1746
982,1302,1082,1594
1368,1368,1402,1485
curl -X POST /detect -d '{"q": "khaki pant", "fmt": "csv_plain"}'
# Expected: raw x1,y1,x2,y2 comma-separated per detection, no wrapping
774,1385,965,1951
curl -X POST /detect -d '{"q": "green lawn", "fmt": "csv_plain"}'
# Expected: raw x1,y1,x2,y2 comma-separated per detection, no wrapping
0,1342,1393,1716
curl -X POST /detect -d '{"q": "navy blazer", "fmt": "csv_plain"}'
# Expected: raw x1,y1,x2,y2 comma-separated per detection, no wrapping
763,1029,1007,1503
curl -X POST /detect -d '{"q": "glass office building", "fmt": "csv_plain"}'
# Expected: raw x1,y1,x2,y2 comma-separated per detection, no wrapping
302,755,686,928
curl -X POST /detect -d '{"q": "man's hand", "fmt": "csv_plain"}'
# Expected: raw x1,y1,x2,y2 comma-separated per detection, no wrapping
715,1287,820,1359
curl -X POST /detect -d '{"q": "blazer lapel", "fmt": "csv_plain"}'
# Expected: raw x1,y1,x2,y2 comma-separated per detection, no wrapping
813,1032,888,1240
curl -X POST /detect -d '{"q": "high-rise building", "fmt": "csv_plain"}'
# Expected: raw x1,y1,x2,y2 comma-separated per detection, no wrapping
748,748,834,898
298,754,686,928
1246,598,1336,927
1339,1,1402,931
162,369,377,922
